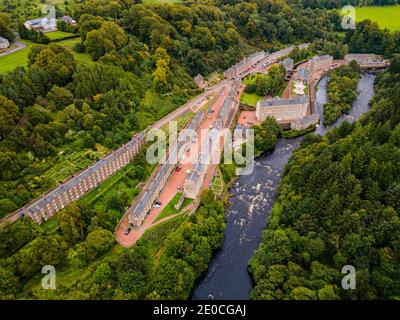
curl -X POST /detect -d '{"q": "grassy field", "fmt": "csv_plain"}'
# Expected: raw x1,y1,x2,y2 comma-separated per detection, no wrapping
0,40,35,74
46,30,76,41
356,5,400,31
0,37,93,74
240,92,262,107
0,0,72,20
57,38,94,65
154,192,192,222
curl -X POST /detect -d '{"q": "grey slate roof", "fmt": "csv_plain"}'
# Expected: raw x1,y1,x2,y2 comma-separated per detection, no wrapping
259,96,308,108
130,111,205,220
296,66,310,80
22,132,145,218
311,55,333,63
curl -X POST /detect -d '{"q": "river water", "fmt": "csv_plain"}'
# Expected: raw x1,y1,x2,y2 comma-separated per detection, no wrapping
192,73,376,300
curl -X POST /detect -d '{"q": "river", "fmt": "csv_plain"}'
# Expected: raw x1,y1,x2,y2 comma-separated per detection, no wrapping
192,72,376,300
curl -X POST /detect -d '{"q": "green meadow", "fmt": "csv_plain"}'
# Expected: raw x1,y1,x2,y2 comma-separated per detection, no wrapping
356,5,400,31
0,40,35,74
0,37,93,74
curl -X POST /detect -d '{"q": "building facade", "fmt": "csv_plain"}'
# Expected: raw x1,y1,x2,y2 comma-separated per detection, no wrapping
24,17,57,31
17,133,145,223
295,66,310,82
281,58,294,72
291,113,320,130
194,74,204,88
224,51,267,79
344,53,388,68
184,81,239,199
309,55,333,72
256,96,308,123
128,111,205,227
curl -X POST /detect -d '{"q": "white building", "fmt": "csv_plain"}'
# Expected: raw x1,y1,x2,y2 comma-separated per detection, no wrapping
24,17,57,32
0,36,10,49
60,16,77,25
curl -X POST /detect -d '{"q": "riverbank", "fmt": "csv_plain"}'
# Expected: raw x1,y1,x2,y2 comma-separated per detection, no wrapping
192,72,376,299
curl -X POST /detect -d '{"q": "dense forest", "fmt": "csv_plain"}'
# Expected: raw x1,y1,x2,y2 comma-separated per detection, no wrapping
323,61,361,125
249,57,400,299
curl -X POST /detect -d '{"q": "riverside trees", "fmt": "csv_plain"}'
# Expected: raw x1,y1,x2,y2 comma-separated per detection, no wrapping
249,59,400,300
323,61,361,125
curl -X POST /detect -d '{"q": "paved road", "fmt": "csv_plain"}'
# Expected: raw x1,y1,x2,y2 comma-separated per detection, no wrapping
115,83,233,247
0,41,26,57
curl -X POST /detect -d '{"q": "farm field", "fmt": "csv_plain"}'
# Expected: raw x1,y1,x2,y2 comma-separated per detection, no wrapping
356,5,400,31
0,37,93,74
0,0,72,20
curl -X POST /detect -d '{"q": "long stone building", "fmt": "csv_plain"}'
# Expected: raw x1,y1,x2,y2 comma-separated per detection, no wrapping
224,51,267,80
127,111,205,227
17,132,146,223
291,113,320,130
184,81,239,199
184,119,223,199
256,96,308,124
344,53,388,68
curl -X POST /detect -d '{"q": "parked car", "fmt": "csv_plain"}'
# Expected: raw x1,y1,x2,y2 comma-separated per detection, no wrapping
125,227,131,235
175,166,182,172
153,201,161,208
177,186,183,190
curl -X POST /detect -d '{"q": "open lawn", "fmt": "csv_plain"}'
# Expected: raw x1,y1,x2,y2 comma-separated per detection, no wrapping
78,162,141,220
0,37,93,74
46,31,77,41
0,40,35,74
57,38,94,65
154,192,192,222
240,92,262,107
356,5,400,31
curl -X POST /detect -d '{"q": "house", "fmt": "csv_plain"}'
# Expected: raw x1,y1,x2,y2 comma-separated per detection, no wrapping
281,58,294,72
24,17,57,32
0,36,10,49
60,16,77,25
309,55,333,72
194,74,204,88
